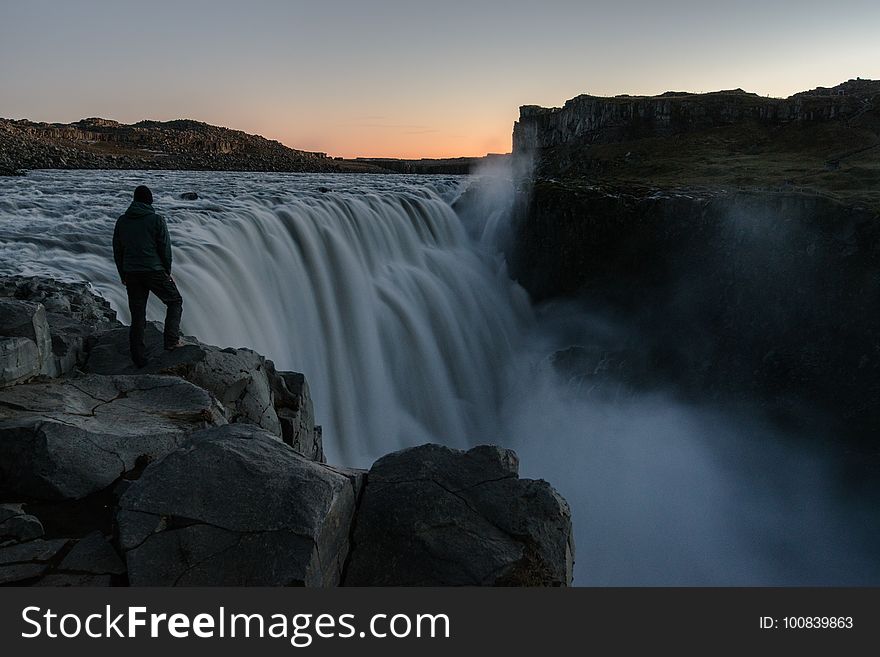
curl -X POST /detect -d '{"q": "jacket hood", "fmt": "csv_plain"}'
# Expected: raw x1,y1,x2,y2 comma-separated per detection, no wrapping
124,201,155,218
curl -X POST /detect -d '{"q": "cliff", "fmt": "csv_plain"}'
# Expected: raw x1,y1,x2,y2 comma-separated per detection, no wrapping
495,79,880,447
508,182,879,439
514,79,879,150
512,78,880,211
0,275,574,586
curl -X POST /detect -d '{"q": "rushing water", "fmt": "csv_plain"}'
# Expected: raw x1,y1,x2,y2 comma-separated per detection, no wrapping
0,170,531,464
1,169,876,585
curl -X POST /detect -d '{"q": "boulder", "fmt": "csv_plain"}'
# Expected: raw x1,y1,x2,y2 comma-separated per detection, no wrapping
0,275,119,332
0,336,42,388
1,276,121,378
0,374,226,500
0,529,124,586
267,365,323,461
179,192,199,200
0,503,44,545
0,299,55,382
57,530,125,575
344,444,575,586
117,424,357,586
87,325,282,435
46,316,91,376
0,538,70,584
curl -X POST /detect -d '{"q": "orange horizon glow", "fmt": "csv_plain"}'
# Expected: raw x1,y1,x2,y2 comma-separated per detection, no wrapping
274,130,514,160
250,108,520,160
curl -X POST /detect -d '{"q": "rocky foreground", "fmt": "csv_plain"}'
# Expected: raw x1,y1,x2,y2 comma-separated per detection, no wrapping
0,276,574,586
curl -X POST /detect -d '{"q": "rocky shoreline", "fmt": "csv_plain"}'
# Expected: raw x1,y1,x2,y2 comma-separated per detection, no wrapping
0,276,574,586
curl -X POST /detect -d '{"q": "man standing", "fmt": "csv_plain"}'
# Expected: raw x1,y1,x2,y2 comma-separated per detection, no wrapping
112,185,184,367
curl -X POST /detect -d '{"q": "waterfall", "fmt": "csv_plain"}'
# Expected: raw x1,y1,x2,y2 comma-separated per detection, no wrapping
0,169,532,465
2,168,876,585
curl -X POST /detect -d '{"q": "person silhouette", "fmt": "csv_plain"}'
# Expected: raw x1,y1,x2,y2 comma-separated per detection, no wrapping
112,185,184,367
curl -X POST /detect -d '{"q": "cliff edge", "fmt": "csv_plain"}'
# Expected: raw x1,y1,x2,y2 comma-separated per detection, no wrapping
513,78,880,211
0,275,574,586
495,79,880,447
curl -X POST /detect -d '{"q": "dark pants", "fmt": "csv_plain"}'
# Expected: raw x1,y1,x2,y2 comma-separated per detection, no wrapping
125,271,183,363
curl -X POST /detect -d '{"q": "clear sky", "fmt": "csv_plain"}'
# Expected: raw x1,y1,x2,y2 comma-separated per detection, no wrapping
1,0,878,158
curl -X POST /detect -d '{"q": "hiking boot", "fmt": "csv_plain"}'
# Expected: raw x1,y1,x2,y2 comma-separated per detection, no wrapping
164,339,186,351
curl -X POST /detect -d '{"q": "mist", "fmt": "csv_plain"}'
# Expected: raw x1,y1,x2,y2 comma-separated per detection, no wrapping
494,299,878,585
458,160,880,585
1,168,876,585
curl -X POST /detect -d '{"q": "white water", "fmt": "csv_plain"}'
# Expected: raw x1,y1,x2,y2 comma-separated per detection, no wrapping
1,169,876,585
0,170,531,464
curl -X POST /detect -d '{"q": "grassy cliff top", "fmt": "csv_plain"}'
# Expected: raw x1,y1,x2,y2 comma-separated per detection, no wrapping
524,80,880,213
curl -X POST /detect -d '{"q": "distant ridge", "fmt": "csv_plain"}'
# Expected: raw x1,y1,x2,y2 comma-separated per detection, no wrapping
0,116,341,173
0,117,500,175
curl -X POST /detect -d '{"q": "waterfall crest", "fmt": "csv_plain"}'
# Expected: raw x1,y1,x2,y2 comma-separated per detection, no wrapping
0,170,531,464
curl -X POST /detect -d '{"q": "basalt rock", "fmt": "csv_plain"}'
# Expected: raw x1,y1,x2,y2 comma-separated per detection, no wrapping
0,276,121,380
0,276,119,331
56,530,125,576
0,503,44,545
0,274,574,587
0,523,125,586
0,337,43,389
343,444,575,586
118,424,356,586
267,366,323,462
0,299,55,383
0,374,226,500
86,324,282,436
513,79,880,153
0,538,70,584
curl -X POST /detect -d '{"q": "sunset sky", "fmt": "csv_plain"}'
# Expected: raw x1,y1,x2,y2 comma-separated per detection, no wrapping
2,0,879,158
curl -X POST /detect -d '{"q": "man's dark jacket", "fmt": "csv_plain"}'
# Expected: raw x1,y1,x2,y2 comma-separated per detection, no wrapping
112,201,172,280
